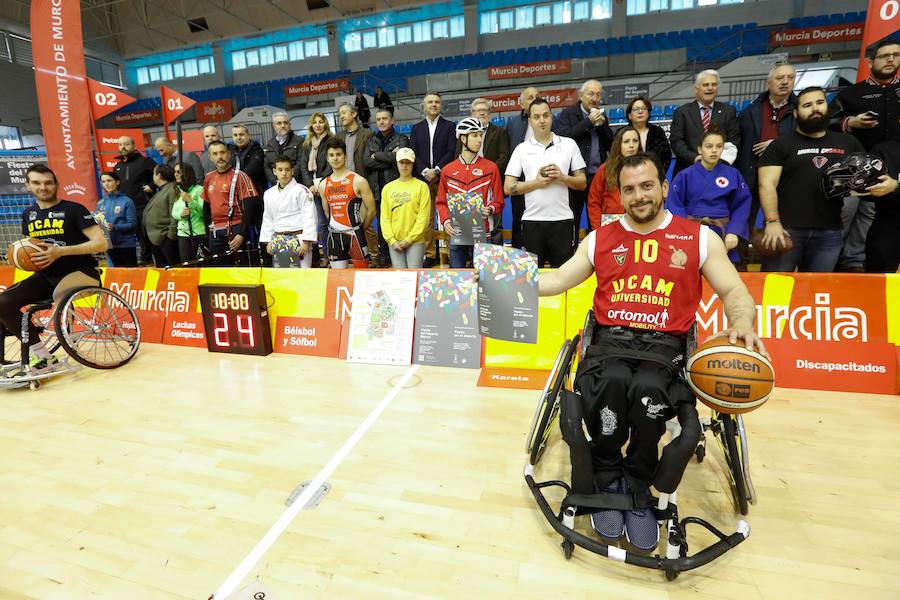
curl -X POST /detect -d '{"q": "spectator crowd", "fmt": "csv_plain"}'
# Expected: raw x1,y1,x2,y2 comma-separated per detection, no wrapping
88,38,899,274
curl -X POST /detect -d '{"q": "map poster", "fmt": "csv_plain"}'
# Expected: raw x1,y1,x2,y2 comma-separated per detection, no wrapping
414,271,481,368
347,270,418,365
474,243,539,343
448,191,486,246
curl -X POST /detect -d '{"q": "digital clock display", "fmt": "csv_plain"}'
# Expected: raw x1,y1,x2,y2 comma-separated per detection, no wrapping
198,284,273,356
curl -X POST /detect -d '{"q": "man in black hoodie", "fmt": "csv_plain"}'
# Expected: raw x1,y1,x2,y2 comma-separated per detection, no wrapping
364,109,409,265
263,112,303,186
230,124,268,265
113,135,157,264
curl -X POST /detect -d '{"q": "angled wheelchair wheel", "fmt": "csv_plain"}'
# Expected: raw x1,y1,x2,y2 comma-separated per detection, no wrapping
526,335,580,466
720,414,749,516
1,306,61,366
54,286,141,369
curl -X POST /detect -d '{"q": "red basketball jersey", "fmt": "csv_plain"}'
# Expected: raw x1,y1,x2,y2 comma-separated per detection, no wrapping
591,213,707,335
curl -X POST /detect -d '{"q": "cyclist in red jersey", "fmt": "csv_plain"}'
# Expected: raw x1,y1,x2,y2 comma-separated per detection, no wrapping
316,138,376,269
538,153,768,552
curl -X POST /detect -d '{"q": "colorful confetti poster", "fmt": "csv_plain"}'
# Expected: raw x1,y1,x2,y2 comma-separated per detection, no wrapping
413,271,481,368
448,191,486,246
474,243,539,343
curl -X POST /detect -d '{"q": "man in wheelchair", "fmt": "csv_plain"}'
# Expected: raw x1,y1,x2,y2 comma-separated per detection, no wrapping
0,164,108,377
538,153,767,553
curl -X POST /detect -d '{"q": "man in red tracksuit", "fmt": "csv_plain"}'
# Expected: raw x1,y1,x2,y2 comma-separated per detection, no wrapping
436,118,505,268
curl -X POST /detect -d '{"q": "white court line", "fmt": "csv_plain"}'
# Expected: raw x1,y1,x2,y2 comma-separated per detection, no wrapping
212,363,421,600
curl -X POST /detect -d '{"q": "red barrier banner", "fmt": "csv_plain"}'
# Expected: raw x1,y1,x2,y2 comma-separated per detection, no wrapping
487,88,578,112
696,273,897,394
113,109,161,125
858,0,900,81
161,86,197,125
87,78,136,122
273,317,342,357
167,130,205,153
285,78,350,98
770,23,864,47
30,0,98,208
163,312,207,348
488,60,572,80
96,128,145,170
194,99,233,122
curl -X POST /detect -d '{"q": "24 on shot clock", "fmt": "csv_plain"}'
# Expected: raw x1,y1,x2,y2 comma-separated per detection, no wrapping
197,284,273,356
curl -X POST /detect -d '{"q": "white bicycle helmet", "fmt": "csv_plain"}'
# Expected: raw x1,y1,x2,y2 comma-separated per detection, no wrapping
455,117,484,139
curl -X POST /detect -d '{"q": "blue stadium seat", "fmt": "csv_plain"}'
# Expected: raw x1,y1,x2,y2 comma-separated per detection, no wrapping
608,107,626,123
491,116,506,128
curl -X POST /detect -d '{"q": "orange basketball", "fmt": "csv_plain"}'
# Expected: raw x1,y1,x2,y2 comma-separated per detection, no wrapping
7,239,43,272
686,337,774,414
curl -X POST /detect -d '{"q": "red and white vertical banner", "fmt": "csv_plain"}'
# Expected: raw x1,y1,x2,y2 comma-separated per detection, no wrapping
857,0,900,81
30,0,98,208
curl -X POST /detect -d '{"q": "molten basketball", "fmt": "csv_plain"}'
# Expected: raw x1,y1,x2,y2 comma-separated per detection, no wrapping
7,238,43,272
686,337,774,414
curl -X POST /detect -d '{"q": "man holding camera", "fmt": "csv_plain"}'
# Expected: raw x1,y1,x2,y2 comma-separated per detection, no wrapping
829,38,900,272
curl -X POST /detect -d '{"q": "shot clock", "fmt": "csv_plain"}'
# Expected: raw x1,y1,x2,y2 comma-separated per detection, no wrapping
198,284,273,356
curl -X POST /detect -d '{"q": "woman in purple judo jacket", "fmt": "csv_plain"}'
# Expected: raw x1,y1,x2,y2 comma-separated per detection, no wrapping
667,125,751,267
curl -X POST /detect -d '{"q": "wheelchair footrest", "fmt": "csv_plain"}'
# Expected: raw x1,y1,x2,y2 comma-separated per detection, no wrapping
565,490,657,513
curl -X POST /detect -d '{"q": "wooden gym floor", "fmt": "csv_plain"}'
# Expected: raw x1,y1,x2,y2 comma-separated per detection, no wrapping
0,343,898,599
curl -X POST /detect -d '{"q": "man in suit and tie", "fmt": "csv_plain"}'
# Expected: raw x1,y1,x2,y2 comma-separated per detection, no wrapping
410,92,456,266
670,69,741,175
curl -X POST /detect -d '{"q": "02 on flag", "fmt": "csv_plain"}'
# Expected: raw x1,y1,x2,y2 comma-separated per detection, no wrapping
87,78,136,122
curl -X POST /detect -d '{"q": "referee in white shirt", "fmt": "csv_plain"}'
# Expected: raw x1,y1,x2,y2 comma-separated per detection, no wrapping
504,98,587,267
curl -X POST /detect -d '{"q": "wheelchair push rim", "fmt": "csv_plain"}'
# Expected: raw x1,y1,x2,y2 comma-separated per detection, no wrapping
526,335,580,466
55,286,141,369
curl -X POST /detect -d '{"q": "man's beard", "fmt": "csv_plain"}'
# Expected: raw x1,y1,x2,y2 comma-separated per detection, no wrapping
797,113,827,134
873,64,897,81
627,198,662,224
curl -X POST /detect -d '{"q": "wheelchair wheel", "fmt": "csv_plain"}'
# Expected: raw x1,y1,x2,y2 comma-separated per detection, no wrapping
526,335,579,466
1,306,61,366
54,286,141,369
720,414,749,515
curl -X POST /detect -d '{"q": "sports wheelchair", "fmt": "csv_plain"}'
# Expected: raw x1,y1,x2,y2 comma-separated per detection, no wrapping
525,310,752,580
0,286,141,390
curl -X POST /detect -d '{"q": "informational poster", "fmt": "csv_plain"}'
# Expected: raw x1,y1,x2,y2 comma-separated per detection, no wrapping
0,154,45,195
474,243,539,343
414,271,481,368
346,270,418,365
448,191,486,246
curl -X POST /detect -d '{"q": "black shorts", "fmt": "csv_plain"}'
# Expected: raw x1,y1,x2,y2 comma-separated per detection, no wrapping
328,228,368,262
521,219,574,268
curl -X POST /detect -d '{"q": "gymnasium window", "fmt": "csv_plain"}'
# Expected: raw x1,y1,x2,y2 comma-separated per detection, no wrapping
627,0,742,14
230,36,329,70
379,27,396,48
450,16,465,37
134,53,214,85
344,12,464,52
433,19,450,39
480,0,609,34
